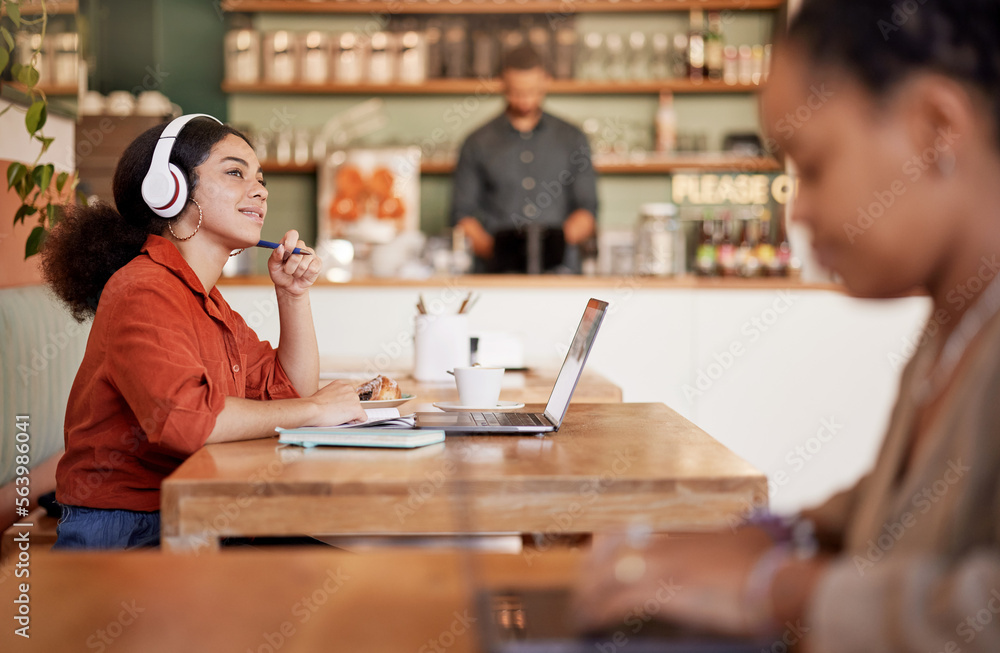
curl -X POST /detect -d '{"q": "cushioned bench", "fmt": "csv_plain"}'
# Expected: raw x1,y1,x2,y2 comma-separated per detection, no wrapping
0,285,90,533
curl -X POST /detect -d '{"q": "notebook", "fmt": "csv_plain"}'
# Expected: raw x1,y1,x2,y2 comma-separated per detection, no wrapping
413,298,608,434
276,427,444,449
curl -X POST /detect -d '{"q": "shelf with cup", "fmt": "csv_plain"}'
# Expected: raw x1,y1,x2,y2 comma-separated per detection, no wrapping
259,153,781,175
223,78,763,95
220,0,784,14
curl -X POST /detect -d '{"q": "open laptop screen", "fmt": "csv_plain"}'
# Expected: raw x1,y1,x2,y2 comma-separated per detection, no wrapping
542,299,609,427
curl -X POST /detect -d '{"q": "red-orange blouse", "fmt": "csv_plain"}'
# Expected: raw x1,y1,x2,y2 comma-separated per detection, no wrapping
56,235,299,511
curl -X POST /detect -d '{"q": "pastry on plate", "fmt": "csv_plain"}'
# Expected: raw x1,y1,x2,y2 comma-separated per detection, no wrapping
356,375,402,401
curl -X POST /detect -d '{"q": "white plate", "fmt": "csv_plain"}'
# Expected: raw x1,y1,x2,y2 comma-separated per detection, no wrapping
432,401,525,412
360,394,416,409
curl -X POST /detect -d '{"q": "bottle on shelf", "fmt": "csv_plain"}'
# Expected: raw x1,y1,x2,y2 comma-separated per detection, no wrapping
655,91,677,154
732,216,753,277
605,33,627,81
649,32,670,80
671,33,689,80
687,10,706,83
694,210,718,277
737,211,760,277
775,209,795,277
723,45,738,85
705,11,724,83
717,211,737,277
755,209,778,275
751,44,765,85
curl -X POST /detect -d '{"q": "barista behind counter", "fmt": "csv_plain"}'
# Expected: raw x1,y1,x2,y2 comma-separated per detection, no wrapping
450,45,598,274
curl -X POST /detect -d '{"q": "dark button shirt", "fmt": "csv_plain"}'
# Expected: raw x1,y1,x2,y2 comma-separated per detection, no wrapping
451,111,598,272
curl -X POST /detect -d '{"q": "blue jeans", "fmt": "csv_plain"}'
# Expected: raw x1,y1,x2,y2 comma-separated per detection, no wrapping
52,505,160,550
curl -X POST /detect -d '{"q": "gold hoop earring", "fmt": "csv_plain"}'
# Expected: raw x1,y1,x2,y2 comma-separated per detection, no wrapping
168,199,203,241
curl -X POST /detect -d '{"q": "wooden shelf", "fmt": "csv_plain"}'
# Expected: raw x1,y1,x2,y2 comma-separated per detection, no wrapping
222,0,783,14
3,0,78,15
1,81,77,96
261,154,781,175
37,84,78,96
224,78,763,95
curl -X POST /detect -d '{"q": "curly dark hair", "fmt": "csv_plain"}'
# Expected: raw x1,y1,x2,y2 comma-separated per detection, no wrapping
786,0,1000,145
42,117,252,322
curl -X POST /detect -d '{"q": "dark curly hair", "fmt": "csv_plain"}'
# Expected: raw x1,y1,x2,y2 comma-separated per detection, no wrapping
786,0,1000,146
41,117,252,322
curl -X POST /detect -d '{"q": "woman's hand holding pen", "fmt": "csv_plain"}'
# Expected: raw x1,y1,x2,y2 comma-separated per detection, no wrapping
268,229,320,297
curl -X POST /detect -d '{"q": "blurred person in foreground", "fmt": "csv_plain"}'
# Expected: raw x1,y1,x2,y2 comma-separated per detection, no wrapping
450,45,597,273
574,1,1000,651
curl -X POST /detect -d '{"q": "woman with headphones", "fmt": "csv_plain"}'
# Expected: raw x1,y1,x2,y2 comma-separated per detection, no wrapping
42,115,366,549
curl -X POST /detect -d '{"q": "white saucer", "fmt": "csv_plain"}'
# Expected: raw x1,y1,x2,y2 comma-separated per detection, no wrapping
361,394,416,409
433,401,525,412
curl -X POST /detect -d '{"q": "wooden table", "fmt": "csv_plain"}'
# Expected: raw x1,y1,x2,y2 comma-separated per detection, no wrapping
321,366,624,405
0,548,579,653
161,403,766,551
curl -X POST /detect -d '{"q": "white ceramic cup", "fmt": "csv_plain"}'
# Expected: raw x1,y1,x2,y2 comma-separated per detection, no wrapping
136,90,172,116
413,314,469,382
106,91,135,116
454,366,505,408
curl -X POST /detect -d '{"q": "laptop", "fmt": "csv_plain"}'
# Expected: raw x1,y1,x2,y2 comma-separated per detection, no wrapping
413,298,608,434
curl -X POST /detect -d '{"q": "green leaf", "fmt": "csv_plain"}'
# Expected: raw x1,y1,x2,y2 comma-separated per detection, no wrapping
25,100,46,134
17,64,39,88
25,225,47,259
7,3,21,29
32,163,54,192
37,135,54,155
6,161,27,190
76,189,89,206
56,171,69,193
13,204,37,226
47,203,63,227
1,26,14,52
0,47,8,75
15,174,32,201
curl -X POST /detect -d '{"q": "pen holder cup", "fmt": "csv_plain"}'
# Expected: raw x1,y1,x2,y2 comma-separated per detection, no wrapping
413,314,470,382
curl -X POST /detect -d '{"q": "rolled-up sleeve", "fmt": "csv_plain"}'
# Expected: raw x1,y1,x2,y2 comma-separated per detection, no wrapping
103,285,225,457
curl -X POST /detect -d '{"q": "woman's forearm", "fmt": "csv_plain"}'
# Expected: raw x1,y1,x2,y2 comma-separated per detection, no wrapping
205,378,366,444
275,288,320,396
205,395,321,443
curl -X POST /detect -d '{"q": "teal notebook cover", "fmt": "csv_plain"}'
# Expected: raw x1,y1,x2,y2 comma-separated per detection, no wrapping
277,428,445,449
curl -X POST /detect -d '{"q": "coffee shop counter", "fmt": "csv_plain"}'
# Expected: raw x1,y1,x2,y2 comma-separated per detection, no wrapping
217,274,930,515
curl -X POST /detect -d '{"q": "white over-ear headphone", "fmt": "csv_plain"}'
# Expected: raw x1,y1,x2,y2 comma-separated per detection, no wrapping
141,113,223,218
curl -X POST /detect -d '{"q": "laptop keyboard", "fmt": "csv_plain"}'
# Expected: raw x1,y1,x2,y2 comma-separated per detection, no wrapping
470,412,545,427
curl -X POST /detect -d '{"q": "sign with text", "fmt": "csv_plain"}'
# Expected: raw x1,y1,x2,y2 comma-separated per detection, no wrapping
671,173,796,206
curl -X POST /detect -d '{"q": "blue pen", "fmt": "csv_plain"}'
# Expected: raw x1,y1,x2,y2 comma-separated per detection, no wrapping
257,240,311,255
